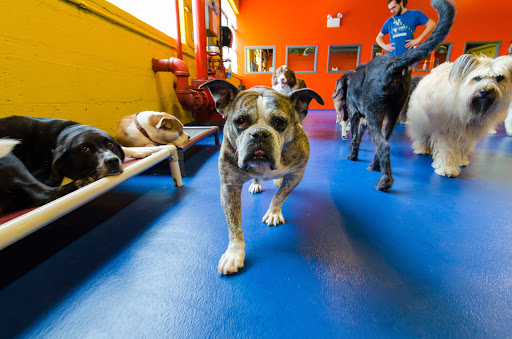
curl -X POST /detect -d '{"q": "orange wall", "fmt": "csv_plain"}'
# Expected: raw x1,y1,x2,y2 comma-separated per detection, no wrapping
236,0,512,109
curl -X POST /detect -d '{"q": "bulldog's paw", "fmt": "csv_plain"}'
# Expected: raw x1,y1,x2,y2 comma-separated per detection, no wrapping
434,166,460,178
262,208,285,226
218,247,245,275
248,181,262,194
273,178,283,187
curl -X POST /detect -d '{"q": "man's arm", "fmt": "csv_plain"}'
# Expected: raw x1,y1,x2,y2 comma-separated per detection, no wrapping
376,32,395,53
405,19,436,48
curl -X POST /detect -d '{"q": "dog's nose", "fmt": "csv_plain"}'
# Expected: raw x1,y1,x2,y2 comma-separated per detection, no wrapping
250,129,270,142
479,88,494,97
105,156,121,170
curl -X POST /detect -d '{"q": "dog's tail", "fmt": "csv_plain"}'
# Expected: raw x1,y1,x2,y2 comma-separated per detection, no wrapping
0,138,20,158
387,0,455,76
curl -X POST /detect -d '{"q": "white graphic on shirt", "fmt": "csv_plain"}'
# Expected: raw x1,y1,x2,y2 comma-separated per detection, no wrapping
391,19,408,39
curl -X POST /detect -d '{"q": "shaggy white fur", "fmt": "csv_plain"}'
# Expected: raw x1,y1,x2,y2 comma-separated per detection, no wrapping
407,54,512,177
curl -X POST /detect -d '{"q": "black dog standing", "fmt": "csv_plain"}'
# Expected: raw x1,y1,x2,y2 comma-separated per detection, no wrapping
342,0,455,191
0,116,125,215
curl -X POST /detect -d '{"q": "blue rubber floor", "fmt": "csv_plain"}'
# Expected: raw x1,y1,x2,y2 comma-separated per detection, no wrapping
1,109,512,338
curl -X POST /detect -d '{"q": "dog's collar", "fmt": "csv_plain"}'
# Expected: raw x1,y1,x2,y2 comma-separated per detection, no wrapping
134,113,163,145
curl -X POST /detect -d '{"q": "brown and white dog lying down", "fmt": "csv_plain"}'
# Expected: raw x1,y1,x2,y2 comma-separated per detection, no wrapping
115,111,190,158
272,65,307,95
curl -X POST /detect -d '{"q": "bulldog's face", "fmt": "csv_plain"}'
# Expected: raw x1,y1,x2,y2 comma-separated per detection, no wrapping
226,88,296,170
200,81,324,171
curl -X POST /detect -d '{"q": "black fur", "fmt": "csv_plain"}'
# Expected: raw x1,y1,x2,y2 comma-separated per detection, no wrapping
399,75,425,124
0,116,125,215
342,0,454,191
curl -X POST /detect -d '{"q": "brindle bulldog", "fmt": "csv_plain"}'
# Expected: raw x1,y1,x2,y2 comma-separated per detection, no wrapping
199,80,324,275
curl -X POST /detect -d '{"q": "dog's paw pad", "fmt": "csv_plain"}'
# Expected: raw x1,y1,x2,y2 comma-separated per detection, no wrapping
248,183,263,194
273,178,283,187
218,248,245,275
262,209,285,226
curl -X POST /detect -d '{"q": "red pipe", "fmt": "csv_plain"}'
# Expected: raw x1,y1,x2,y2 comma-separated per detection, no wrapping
174,0,183,60
151,1,219,119
191,0,208,80
152,57,211,111
152,57,189,88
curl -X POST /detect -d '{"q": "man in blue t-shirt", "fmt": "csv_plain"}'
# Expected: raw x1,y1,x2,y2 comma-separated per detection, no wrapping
376,0,436,56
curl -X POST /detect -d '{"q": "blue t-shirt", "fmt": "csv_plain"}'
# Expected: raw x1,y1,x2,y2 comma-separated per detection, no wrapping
381,10,429,55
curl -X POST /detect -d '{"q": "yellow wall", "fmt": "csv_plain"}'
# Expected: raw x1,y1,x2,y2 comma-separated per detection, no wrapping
1,0,199,135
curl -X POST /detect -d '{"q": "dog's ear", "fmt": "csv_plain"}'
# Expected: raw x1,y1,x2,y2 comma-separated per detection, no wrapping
114,141,125,162
449,54,479,83
199,80,240,117
49,145,68,186
158,117,178,130
271,71,278,85
287,67,297,84
289,89,325,121
160,118,173,129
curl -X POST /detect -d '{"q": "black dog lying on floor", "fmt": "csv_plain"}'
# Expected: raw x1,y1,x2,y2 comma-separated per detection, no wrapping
0,116,125,215
342,0,454,191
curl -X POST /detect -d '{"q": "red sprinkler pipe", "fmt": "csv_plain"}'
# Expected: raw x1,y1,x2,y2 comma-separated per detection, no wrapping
191,0,208,80
152,57,189,89
151,0,218,117
152,57,211,111
174,0,183,60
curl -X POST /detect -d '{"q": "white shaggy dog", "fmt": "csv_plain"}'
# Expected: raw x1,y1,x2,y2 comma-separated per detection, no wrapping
407,54,512,177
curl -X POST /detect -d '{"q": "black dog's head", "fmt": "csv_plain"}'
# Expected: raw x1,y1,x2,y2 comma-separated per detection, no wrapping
50,125,125,184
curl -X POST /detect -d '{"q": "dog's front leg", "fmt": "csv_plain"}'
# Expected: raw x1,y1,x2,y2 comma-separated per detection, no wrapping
431,136,462,177
262,171,304,226
219,181,246,275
